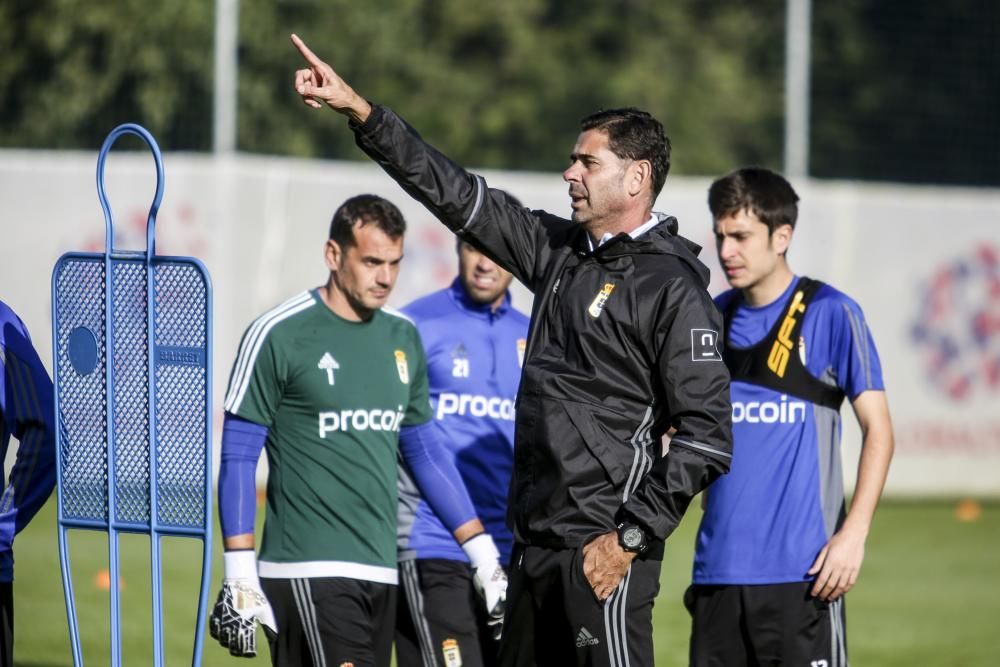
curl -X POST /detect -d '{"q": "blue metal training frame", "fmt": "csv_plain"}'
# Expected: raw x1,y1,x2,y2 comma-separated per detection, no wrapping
51,123,213,666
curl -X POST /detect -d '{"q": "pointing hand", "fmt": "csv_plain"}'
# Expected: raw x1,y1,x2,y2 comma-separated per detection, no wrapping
290,34,371,123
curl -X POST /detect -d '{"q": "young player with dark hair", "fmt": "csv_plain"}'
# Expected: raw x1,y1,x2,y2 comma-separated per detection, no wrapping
687,167,895,667
290,36,733,666
210,195,506,667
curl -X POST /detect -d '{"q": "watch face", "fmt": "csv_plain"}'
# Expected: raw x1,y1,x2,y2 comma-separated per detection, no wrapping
622,526,644,549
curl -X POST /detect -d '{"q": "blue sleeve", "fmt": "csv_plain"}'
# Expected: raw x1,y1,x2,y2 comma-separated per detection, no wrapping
811,291,885,400
0,310,57,552
218,412,267,539
398,421,477,532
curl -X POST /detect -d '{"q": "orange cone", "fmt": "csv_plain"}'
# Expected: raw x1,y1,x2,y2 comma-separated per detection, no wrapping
94,569,126,591
955,498,983,523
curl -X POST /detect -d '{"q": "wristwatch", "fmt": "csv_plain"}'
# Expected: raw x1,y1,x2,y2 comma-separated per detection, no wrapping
616,521,649,555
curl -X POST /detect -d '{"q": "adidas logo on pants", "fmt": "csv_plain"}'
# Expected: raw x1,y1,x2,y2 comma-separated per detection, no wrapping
576,627,600,648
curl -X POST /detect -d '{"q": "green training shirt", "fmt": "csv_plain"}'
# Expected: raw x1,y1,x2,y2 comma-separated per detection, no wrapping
223,289,431,583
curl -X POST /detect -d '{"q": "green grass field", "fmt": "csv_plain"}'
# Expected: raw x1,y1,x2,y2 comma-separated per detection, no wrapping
11,498,1000,666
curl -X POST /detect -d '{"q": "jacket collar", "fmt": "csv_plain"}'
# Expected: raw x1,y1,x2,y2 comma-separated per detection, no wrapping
586,214,661,252
574,212,681,257
569,213,711,287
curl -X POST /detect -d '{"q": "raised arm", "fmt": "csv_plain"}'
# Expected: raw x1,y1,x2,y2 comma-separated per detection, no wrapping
289,34,571,292
291,34,372,122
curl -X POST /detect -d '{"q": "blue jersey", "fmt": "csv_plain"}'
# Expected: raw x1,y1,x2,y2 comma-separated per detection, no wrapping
693,278,883,584
0,300,57,582
397,279,529,564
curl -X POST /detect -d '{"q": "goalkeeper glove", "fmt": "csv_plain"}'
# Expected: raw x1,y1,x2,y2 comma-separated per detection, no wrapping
210,549,278,657
462,533,507,640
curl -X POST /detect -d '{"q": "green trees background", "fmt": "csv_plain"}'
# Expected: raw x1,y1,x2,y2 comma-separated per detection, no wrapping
0,0,215,151
1,0,996,185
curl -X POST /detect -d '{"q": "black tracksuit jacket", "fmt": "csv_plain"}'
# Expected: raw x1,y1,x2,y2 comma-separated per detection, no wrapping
353,105,733,555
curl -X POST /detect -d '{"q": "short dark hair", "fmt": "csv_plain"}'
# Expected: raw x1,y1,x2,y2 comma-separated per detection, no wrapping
708,167,799,234
329,194,406,248
580,107,671,200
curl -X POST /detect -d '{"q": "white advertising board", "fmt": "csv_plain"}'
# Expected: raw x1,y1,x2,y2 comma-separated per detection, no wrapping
2,151,997,495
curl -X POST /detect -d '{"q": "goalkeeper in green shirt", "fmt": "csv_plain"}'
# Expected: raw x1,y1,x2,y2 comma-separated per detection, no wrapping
210,195,506,667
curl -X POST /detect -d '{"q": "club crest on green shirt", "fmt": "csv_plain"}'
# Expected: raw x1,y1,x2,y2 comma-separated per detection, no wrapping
395,349,409,384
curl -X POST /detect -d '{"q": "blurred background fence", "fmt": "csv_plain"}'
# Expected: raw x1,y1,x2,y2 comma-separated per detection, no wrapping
1,0,998,498
2,152,998,497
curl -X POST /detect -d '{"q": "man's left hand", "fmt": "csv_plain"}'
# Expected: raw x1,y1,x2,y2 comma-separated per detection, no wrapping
807,524,867,601
582,532,636,601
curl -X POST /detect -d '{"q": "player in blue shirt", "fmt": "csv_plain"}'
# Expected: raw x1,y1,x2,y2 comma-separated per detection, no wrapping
396,240,529,667
688,168,895,667
0,300,57,667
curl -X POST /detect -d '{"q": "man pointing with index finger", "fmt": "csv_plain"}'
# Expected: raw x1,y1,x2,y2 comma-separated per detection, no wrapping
290,34,733,667
292,34,371,119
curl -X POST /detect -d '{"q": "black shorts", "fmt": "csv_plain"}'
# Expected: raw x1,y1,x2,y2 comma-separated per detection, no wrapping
686,581,848,667
395,558,499,667
499,543,661,667
0,582,11,667
261,576,396,667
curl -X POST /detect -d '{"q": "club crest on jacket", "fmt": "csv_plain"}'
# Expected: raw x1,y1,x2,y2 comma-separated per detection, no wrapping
588,283,616,318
